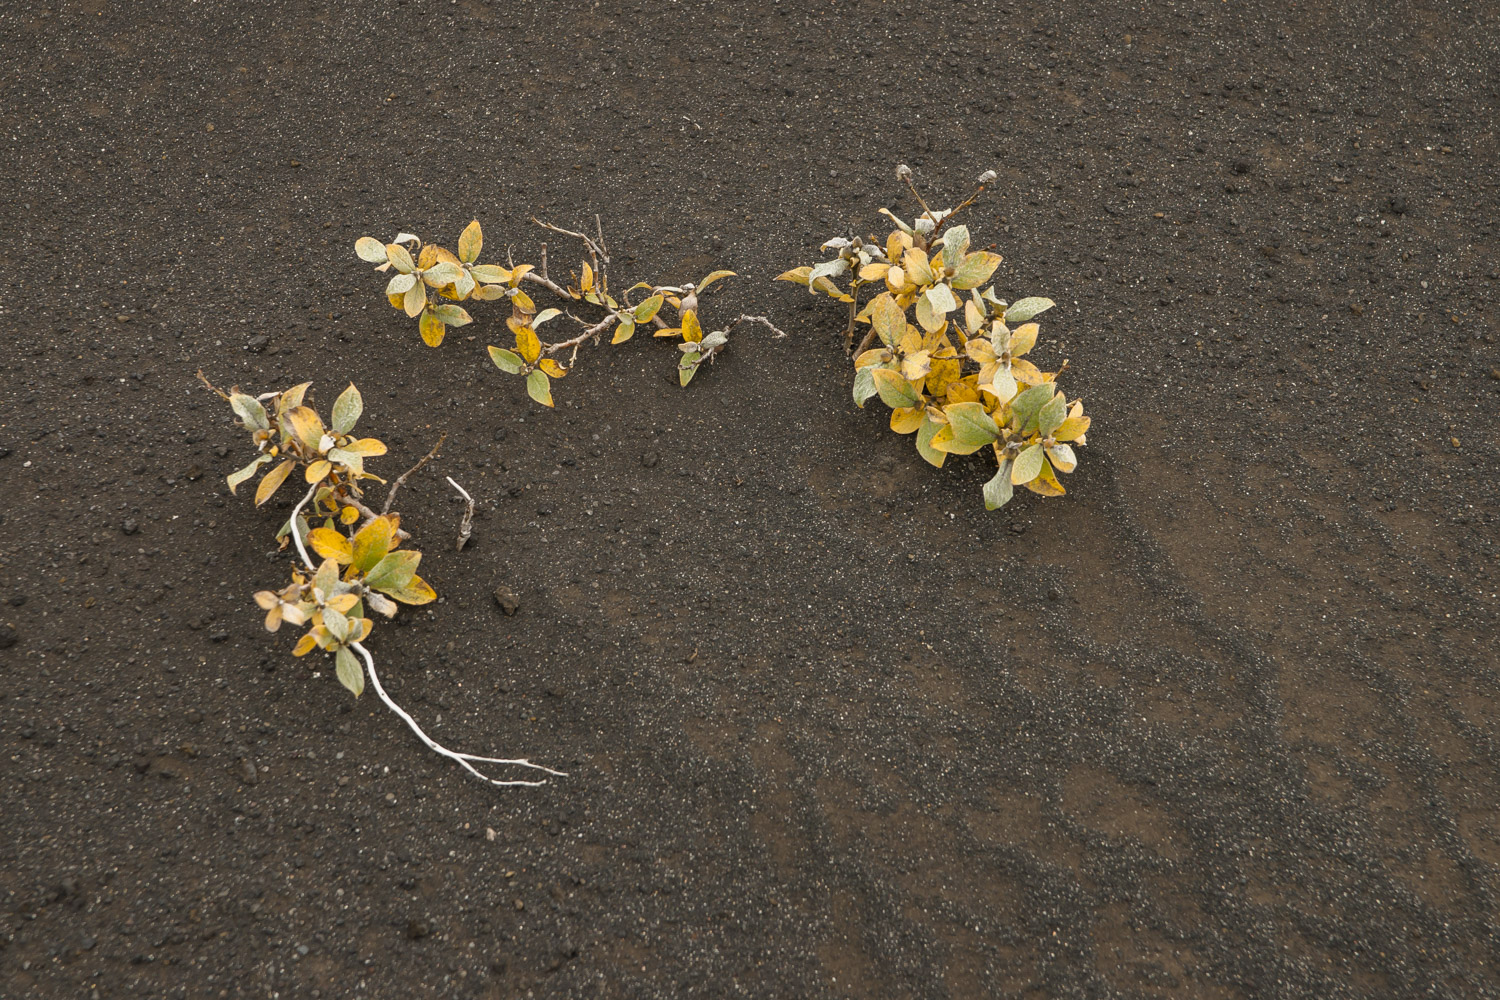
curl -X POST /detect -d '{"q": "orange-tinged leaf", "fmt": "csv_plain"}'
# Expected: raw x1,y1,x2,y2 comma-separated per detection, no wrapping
538,358,568,378
654,326,682,338
255,459,296,506
384,574,437,605
580,261,594,292
416,244,439,269
292,633,318,657
859,262,890,282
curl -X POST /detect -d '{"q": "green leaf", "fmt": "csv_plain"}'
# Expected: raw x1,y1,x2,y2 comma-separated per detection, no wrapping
526,370,554,407
433,304,472,327
1038,392,1067,436
365,550,420,592
323,607,349,643
335,646,364,697
331,382,362,435
611,319,636,344
532,307,562,327
634,294,664,323
226,454,271,493
1004,297,1055,323
230,393,269,431
1011,443,1044,484
679,351,700,387
983,461,1015,510
852,366,878,408
488,346,524,374
944,402,1000,452
871,368,921,408
915,416,947,468
1010,383,1055,434
941,225,969,271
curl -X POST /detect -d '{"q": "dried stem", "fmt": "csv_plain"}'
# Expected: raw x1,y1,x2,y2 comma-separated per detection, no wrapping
196,369,229,401
724,314,790,340
382,433,447,515
447,476,474,552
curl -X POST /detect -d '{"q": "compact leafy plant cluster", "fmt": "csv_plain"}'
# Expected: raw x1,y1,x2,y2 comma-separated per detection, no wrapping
778,166,1090,510
208,374,563,787
355,219,784,404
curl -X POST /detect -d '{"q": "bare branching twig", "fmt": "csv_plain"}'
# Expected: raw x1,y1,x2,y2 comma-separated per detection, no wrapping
382,433,447,516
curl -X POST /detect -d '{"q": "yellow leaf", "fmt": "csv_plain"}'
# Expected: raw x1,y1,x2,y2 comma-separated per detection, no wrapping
855,348,890,370
386,292,405,310
416,244,439,269
1026,458,1067,496
458,219,483,263
403,280,427,317
351,516,393,573
612,320,636,344
341,438,388,457
1009,323,1039,357
859,262,890,282
925,358,963,397
283,406,325,451
254,459,296,506
340,505,360,525
510,288,535,312
928,423,957,453
308,527,354,564
1054,414,1091,443
654,327,681,338
682,310,703,343
326,593,360,614
538,358,568,378
695,269,736,294
903,247,934,286
890,406,924,434
775,265,812,285
419,309,446,347
304,459,333,484
434,245,461,266
581,261,594,293
292,633,318,657
508,319,541,363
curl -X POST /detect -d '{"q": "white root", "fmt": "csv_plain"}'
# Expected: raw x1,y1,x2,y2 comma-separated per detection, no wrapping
446,476,475,551
288,484,564,787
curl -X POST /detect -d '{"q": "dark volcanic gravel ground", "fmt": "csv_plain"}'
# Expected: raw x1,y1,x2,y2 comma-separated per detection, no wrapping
3,2,1499,998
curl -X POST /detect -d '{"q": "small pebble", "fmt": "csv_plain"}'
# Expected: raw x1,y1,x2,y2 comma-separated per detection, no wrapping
492,586,520,616
641,451,660,468
237,758,258,785
122,519,139,535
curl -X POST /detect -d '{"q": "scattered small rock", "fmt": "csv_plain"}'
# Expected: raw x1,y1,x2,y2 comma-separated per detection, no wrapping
237,758,258,785
492,586,520,616
1047,587,1062,602
122,518,139,535
406,918,430,940
0,626,16,650
1387,195,1408,214
247,335,269,352
8,595,24,607
641,451,660,468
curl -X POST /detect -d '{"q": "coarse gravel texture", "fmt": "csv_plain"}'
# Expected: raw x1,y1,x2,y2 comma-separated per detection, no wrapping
3,2,1500,998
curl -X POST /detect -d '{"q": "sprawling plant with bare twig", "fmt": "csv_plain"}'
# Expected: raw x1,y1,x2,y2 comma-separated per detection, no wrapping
206,374,564,787
355,219,786,403
779,166,1091,510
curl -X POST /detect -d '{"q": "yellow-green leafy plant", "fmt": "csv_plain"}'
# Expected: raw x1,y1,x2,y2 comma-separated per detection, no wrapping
778,165,1090,510
206,373,563,787
355,219,785,404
